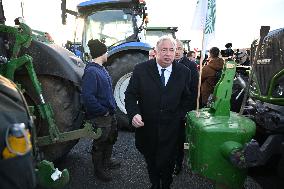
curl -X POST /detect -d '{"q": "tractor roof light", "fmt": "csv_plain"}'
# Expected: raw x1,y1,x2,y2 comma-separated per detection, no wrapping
272,76,284,98
45,32,54,43
276,85,284,96
273,84,284,98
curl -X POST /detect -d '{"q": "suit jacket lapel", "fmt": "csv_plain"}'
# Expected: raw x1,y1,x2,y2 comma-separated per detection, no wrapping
147,59,163,89
165,61,179,89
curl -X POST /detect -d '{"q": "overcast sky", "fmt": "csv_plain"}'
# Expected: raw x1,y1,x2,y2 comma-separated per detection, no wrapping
4,0,284,49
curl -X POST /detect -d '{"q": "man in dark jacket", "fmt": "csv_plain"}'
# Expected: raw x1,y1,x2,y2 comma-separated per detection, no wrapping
173,39,199,175
125,36,192,189
82,39,120,182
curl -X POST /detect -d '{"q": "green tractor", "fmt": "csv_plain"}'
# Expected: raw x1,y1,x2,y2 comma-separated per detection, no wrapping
61,0,151,129
240,26,284,177
0,1,100,163
184,26,284,189
185,26,284,188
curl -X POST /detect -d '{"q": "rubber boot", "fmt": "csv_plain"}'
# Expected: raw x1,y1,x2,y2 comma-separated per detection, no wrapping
92,151,113,182
103,145,121,169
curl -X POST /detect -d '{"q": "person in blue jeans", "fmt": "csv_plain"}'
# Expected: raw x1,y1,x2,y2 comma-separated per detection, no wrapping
82,39,120,182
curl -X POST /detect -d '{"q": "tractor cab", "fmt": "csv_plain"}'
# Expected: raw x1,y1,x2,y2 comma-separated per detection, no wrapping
62,0,151,129
145,26,178,47
62,0,148,60
145,26,191,54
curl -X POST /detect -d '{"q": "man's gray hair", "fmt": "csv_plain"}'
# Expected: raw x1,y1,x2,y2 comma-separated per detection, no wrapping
155,36,176,51
175,39,183,47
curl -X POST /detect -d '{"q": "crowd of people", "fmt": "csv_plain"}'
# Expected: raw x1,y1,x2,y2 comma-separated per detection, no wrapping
80,35,238,189
0,32,250,188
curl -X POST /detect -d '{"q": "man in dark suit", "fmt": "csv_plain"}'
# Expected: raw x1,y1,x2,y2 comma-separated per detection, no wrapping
125,36,192,189
173,39,199,175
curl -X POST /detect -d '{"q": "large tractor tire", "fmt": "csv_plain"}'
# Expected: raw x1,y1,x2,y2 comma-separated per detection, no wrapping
15,75,83,161
107,52,148,130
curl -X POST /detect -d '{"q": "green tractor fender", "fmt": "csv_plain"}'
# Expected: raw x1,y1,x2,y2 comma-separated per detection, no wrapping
13,39,86,161
19,40,84,86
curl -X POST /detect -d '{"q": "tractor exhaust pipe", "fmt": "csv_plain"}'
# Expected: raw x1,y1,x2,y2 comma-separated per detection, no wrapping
0,0,6,24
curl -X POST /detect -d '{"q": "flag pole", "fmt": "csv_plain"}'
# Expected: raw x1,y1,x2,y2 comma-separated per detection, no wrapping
195,29,206,117
192,0,215,117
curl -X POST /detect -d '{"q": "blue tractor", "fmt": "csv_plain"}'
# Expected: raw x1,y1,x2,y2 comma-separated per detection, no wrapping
62,0,151,129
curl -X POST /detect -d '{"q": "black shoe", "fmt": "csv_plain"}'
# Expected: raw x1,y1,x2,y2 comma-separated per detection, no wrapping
103,145,121,169
92,151,113,182
173,164,182,175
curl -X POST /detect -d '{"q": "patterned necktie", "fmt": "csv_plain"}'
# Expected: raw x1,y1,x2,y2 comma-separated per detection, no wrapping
160,68,166,86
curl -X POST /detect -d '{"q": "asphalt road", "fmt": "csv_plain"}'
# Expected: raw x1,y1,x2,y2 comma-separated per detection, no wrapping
57,131,274,189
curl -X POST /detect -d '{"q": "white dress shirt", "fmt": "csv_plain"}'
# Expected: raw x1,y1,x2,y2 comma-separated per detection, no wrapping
156,63,172,86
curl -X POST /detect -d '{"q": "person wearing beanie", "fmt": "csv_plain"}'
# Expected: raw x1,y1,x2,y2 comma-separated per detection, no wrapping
82,39,120,182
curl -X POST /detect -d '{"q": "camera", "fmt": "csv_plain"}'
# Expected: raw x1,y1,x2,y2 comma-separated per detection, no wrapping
221,49,234,57
221,43,234,57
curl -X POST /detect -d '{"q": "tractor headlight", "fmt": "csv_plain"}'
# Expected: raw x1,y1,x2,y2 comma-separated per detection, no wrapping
276,85,284,96
272,76,284,98
250,80,258,93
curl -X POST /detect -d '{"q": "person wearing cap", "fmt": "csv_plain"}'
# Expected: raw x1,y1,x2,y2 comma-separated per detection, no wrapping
82,39,120,182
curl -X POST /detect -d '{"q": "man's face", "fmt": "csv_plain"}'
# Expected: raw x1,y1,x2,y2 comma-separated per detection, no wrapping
155,39,175,68
189,52,196,61
102,53,108,64
175,41,183,60
149,49,155,60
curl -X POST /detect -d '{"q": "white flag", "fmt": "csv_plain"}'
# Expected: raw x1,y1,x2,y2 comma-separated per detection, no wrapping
192,0,216,52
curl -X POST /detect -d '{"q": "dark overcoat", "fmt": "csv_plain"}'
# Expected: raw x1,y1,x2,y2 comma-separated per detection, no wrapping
125,59,192,167
178,56,199,110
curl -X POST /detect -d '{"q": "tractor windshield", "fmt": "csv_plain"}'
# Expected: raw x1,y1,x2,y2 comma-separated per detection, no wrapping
85,9,134,48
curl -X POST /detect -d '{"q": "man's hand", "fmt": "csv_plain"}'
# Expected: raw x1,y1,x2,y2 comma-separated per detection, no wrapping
132,114,144,128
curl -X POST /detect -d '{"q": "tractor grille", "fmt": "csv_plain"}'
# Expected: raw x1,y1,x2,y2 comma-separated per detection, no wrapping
255,28,284,96
255,63,277,95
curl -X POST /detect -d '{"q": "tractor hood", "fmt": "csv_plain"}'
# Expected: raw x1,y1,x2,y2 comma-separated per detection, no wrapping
108,41,151,57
